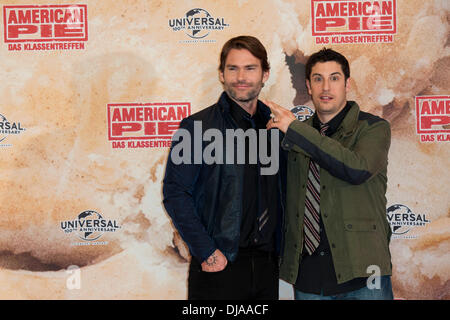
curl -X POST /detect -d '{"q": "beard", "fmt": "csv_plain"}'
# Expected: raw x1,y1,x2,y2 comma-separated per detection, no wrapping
224,81,264,103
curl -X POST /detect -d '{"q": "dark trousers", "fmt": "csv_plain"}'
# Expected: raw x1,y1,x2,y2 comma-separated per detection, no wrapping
188,249,279,300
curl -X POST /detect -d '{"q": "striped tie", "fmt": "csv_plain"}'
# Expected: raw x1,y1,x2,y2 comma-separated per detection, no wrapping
303,123,329,255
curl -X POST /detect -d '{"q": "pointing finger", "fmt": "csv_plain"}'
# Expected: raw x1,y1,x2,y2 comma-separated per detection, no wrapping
262,100,281,115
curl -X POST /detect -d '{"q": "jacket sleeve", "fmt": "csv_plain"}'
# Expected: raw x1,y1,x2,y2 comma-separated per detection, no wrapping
281,118,391,185
162,117,217,262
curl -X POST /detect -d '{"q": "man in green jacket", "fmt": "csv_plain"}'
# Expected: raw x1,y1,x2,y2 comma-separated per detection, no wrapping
265,48,393,300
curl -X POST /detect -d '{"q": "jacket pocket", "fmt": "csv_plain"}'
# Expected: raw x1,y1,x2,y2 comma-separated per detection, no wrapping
344,219,377,232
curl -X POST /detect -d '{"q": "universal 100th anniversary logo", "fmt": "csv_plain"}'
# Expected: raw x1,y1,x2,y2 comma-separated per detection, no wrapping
386,204,430,239
168,8,229,43
0,113,25,147
60,210,121,246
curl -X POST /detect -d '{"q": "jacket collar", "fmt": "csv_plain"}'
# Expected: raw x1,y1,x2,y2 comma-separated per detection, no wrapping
306,100,360,137
338,101,360,137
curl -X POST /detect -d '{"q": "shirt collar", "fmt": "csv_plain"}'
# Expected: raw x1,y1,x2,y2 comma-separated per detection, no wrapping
312,101,352,136
227,93,252,120
225,92,267,129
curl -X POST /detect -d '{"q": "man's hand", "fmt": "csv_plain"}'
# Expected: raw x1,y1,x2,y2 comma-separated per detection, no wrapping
201,249,228,272
263,100,296,133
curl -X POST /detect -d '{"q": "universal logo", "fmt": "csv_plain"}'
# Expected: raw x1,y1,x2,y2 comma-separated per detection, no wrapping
0,113,26,148
168,8,229,43
291,105,314,121
60,210,121,246
386,204,431,239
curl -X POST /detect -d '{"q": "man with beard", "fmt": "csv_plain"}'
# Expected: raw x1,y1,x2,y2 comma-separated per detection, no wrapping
163,36,285,300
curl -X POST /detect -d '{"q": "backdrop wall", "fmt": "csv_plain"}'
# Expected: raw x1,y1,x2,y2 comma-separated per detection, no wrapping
0,0,448,299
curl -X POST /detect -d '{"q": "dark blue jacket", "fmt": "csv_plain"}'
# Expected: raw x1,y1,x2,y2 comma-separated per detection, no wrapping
162,92,286,263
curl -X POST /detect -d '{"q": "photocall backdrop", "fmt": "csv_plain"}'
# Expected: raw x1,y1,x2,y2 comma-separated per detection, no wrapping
0,0,448,300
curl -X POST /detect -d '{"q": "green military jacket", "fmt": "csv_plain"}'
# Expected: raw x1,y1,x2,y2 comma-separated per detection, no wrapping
279,101,392,285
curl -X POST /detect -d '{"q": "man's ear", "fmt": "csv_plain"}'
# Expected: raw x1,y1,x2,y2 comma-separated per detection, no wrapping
345,77,351,93
306,79,312,95
219,71,224,84
262,70,270,84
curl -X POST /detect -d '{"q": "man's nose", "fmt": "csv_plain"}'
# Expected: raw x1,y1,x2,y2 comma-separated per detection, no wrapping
322,78,330,91
237,69,246,81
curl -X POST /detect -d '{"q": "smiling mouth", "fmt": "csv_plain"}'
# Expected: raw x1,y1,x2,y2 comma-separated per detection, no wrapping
234,84,251,89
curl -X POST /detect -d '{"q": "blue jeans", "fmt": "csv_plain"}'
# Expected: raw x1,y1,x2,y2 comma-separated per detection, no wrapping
294,276,394,300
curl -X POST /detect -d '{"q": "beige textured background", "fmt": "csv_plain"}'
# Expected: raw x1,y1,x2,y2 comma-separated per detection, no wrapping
0,0,448,299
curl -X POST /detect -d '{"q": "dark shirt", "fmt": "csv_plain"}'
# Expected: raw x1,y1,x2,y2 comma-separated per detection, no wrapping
294,102,368,295
227,94,278,252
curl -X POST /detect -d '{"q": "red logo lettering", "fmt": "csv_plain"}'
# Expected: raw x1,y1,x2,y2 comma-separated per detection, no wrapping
107,103,191,141
3,5,88,42
416,96,450,134
311,0,397,36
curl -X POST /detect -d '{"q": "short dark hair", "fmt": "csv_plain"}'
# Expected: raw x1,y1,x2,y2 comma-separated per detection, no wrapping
305,48,350,81
219,36,270,73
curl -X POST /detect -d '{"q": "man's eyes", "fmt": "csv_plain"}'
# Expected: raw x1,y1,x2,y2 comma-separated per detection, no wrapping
226,66,257,71
312,75,340,82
